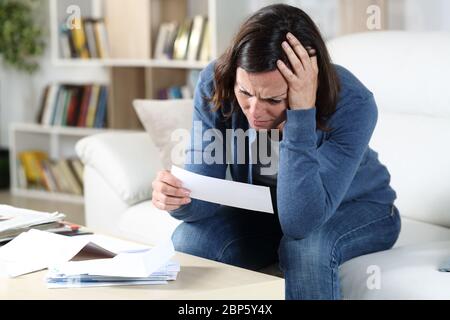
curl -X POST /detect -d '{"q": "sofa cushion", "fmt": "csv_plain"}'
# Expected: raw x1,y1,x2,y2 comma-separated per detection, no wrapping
76,132,162,206
118,200,181,246
328,32,450,118
369,112,450,228
340,240,450,300
134,99,193,170
329,31,450,229
394,218,450,248
340,218,450,299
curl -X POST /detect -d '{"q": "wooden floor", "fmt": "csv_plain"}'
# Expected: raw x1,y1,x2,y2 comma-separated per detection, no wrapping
0,190,85,225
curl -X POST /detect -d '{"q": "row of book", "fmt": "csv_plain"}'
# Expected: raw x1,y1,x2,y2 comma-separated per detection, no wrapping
60,17,110,59
17,151,84,196
154,16,211,62
157,86,192,100
156,69,200,99
37,84,108,128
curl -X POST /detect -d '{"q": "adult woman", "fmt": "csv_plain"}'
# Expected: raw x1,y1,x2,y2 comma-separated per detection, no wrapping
151,4,401,300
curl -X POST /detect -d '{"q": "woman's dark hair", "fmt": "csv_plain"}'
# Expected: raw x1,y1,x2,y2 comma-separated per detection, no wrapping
212,4,340,132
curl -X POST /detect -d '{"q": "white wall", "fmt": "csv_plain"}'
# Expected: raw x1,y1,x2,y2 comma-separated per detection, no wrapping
402,0,450,31
248,0,450,37
389,0,450,31
247,0,339,39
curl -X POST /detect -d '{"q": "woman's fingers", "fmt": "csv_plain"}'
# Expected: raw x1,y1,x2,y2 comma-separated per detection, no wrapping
156,192,191,206
277,55,317,84
282,40,305,74
152,189,191,211
153,199,184,212
286,33,313,73
158,170,183,189
152,169,192,212
279,32,317,80
153,180,190,197
311,55,319,74
277,60,296,83
305,46,317,57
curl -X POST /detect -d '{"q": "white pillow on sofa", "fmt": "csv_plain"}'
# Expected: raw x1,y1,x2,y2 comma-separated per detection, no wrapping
133,99,194,170
369,111,450,228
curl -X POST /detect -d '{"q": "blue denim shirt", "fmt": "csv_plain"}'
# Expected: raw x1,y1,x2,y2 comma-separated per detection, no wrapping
169,61,397,239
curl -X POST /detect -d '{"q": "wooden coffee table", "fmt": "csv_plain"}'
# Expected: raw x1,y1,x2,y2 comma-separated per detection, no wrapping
0,247,284,300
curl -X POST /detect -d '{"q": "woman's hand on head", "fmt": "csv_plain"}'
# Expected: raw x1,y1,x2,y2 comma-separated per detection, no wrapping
152,170,191,212
277,33,319,111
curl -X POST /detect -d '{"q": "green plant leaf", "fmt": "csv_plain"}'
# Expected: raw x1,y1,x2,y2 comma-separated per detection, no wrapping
0,0,46,73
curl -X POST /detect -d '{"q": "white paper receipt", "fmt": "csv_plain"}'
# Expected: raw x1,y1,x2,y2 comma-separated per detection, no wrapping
171,166,274,214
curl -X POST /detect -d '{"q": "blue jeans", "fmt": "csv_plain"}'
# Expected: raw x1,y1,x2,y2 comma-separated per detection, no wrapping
171,199,401,300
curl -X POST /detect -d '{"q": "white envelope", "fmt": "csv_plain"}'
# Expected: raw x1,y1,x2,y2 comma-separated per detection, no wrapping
0,229,171,278
171,166,274,214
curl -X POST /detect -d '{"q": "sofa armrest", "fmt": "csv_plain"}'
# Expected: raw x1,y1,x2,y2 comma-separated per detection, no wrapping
76,131,163,206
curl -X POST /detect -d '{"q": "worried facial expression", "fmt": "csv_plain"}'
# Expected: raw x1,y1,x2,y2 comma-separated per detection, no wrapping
234,67,289,130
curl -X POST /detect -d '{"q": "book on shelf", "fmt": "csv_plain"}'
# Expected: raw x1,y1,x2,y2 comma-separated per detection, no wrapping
68,158,84,187
37,84,108,129
70,17,90,59
94,20,110,59
59,26,73,59
157,85,192,100
17,151,84,196
94,86,108,128
155,16,210,62
173,19,192,60
57,159,83,195
85,85,101,128
156,70,200,100
18,151,48,189
17,161,28,190
187,16,207,61
84,19,99,59
154,22,178,60
199,19,211,62
59,17,110,59
36,85,50,125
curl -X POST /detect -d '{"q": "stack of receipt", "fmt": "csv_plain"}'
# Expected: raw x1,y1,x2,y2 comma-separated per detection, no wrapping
0,229,180,288
46,261,180,288
45,239,180,288
0,205,66,243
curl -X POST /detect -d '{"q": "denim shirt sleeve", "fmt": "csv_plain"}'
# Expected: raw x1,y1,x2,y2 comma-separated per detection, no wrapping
277,94,378,239
169,63,227,222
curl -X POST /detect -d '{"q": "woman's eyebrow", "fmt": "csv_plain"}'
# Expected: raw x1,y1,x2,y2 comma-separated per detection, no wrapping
261,92,287,99
237,82,286,99
237,82,251,92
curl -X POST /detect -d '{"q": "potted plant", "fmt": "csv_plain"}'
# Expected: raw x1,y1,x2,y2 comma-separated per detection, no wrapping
0,0,45,189
0,0,45,72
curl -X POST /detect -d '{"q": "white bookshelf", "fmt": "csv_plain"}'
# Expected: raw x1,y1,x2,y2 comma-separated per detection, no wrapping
8,123,137,203
9,123,95,203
